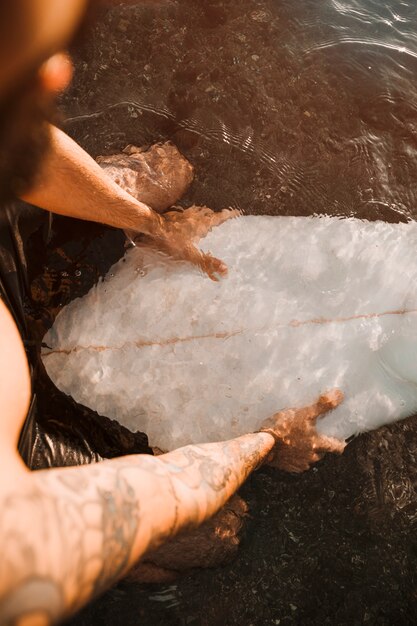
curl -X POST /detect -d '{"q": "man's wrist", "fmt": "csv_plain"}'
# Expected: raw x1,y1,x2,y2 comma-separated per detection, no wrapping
254,428,281,444
248,430,277,468
143,206,165,237
126,201,164,236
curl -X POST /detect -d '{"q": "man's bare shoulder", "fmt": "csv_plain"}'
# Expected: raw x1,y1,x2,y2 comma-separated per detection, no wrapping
0,300,31,449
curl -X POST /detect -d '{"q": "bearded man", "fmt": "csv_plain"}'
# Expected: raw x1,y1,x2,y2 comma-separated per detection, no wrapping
0,2,344,624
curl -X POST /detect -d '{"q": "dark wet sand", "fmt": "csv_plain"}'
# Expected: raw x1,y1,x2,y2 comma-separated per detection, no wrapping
39,1,417,624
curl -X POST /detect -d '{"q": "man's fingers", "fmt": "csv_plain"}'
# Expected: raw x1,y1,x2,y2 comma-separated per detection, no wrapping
200,253,228,281
308,388,344,422
316,435,346,455
219,207,242,221
308,452,323,464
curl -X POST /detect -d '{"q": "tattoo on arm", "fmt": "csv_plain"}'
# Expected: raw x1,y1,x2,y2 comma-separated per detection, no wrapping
0,432,273,625
0,465,139,624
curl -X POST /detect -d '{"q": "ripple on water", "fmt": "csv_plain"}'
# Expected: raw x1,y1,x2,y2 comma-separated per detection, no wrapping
56,1,417,625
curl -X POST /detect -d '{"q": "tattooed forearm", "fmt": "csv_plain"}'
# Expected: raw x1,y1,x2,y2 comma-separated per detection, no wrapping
148,432,275,527
0,432,274,625
0,464,140,625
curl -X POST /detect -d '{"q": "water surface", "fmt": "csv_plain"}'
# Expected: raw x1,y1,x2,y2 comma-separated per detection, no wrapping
56,1,417,624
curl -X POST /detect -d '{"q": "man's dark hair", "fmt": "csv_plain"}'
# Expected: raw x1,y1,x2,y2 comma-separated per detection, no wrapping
0,3,56,203
0,76,54,204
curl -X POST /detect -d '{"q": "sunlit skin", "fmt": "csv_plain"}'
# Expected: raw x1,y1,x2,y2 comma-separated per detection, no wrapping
0,1,346,624
39,53,74,94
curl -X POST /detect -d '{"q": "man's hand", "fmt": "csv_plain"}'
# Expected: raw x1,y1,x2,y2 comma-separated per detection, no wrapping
22,127,233,281
138,206,239,281
260,389,346,472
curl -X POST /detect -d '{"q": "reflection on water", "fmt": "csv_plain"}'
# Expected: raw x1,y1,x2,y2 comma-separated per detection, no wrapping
57,0,417,624
64,0,417,223
147,585,180,609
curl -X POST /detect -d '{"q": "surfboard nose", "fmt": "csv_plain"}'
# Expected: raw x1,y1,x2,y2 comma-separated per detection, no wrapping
378,335,417,388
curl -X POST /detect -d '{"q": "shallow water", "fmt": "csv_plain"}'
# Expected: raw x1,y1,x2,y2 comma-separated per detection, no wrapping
65,0,417,224
51,0,417,624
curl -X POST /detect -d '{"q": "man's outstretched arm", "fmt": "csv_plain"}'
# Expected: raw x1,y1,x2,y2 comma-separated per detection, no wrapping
0,392,344,626
21,125,162,234
20,125,226,280
0,433,275,625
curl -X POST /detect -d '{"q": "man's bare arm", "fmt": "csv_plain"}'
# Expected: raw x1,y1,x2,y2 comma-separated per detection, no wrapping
0,432,274,625
0,387,345,625
21,125,162,234
20,126,226,280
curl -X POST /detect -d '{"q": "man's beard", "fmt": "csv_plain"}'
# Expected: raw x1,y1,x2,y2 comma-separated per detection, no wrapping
0,78,56,204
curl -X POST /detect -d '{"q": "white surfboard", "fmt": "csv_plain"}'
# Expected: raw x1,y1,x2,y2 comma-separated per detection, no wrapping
42,215,417,450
